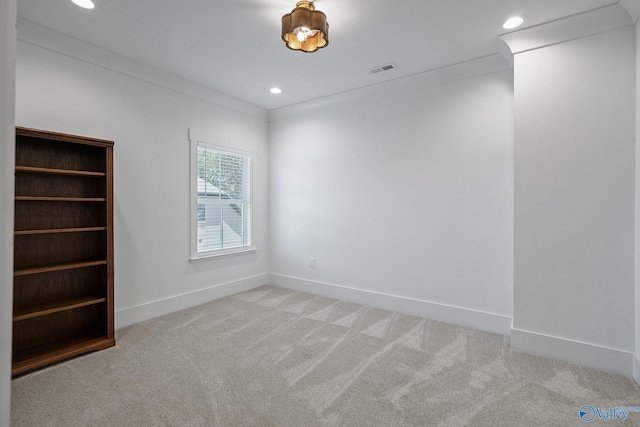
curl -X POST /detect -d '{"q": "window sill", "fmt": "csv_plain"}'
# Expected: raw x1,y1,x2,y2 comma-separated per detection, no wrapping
189,247,257,263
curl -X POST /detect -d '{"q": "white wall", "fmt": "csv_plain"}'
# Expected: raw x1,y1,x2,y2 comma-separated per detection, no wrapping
0,0,16,423
511,26,636,376
15,26,270,328
269,63,514,334
636,18,640,384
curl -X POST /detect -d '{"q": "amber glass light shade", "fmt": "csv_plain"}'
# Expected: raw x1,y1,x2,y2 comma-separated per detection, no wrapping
281,1,329,52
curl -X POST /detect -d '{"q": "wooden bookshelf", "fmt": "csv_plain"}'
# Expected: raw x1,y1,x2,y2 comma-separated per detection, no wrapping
12,127,115,376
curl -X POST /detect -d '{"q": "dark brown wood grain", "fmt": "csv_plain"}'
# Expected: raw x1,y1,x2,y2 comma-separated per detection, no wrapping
12,127,115,376
105,144,115,341
15,227,107,236
14,265,106,308
13,297,108,322
14,200,106,231
15,166,106,177
15,173,106,198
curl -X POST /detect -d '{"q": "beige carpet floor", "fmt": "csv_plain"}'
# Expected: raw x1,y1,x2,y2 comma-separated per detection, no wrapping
11,285,640,426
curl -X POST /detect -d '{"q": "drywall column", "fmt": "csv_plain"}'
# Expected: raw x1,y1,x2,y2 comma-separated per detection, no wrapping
502,8,636,376
620,0,640,387
636,17,640,384
0,0,16,422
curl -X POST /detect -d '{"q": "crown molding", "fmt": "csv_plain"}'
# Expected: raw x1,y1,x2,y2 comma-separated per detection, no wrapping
620,0,640,23
269,54,511,122
499,3,632,66
16,18,269,122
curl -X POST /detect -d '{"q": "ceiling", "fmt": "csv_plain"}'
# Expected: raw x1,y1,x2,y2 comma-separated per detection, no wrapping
17,0,622,111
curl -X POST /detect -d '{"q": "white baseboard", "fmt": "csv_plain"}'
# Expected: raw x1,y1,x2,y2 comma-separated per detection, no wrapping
511,327,635,378
115,273,269,329
634,353,640,385
268,273,512,335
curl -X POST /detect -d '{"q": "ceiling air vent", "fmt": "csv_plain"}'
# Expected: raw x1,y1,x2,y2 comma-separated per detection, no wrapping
369,63,397,74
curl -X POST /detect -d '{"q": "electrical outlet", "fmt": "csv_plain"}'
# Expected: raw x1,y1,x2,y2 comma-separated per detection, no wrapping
309,258,316,268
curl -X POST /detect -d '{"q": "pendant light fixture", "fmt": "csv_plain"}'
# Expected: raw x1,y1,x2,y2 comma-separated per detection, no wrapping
281,1,329,53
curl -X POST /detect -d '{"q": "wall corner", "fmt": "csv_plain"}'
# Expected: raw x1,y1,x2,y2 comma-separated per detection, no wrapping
497,37,514,67
498,4,631,57
621,0,640,23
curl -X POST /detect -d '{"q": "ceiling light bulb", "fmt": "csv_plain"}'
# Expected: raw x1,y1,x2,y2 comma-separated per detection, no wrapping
297,30,307,42
270,87,282,94
503,16,525,30
71,0,95,9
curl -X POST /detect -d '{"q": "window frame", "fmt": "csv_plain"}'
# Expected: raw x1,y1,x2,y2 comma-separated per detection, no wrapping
189,130,255,261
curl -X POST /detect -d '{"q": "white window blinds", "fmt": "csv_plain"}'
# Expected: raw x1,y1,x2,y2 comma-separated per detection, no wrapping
195,143,252,256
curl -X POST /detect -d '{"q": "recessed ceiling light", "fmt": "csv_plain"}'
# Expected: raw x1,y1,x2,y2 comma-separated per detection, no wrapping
270,87,282,94
71,0,95,9
503,16,525,30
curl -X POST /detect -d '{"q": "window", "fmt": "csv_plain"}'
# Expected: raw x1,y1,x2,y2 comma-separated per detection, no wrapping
190,133,252,259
